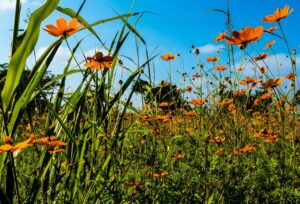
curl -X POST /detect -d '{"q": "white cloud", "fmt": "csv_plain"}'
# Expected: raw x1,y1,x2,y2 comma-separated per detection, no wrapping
36,46,71,60
197,44,225,54
237,53,300,77
84,48,108,57
0,0,26,10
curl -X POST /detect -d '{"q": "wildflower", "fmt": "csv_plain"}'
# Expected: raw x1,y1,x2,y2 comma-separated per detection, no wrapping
209,137,225,144
25,123,31,131
261,78,284,90
206,56,219,62
186,86,193,92
285,73,296,80
254,53,268,61
260,66,266,74
217,99,234,106
161,52,177,61
159,102,169,107
225,26,264,49
228,104,237,116
239,77,260,88
233,149,239,155
124,180,144,187
259,93,272,100
234,89,247,96
215,147,225,155
143,104,151,109
44,18,82,37
85,52,114,70
3,136,12,144
0,144,13,153
237,67,245,71
189,98,206,106
154,115,169,123
140,114,151,122
0,134,35,153
146,171,169,178
262,5,293,23
192,73,202,79
266,26,278,33
48,148,65,154
214,32,226,42
214,65,228,71
264,40,276,49
171,153,184,160
34,136,66,149
13,134,35,151
184,110,197,116
239,144,256,153
253,98,261,106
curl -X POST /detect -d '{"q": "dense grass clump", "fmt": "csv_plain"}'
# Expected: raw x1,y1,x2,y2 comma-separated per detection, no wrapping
1,0,300,203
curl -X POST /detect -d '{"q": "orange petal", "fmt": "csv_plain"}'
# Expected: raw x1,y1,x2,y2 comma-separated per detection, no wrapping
0,144,13,152
56,18,68,34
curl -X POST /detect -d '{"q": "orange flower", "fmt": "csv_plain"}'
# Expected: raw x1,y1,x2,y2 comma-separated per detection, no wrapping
34,137,49,145
266,26,278,33
146,171,169,178
3,136,12,144
44,18,82,37
259,93,272,100
209,137,225,144
161,52,177,61
0,134,35,153
186,86,193,92
214,32,226,42
124,179,144,187
214,65,228,71
262,5,293,23
34,136,66,149
206,56,219,62
192,73,202,79
225,26,264,49
48,148,65,155
239,77,259,88
233,149,239,155
189,98,206,106
140,114,151,122
285,73,296,80
217,99,234,106
264,40,276,49
184,110,197,116
239,144,256,153
254,53,268,61
215,147,225,155
85,52,114,70
171,153,184,160
159,102,169,107
261,77,284,90
0,144,13,153
154,115,169,123
13,135,35,151
234,89,247,96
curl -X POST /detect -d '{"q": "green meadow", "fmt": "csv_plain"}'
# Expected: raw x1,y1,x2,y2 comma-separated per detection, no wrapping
1,0,300,203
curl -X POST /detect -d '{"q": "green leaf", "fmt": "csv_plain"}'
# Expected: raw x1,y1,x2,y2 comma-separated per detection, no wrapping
1,0,60,111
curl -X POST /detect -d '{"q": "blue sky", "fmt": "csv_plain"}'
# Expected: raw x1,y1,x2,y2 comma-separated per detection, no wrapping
0,0,300,91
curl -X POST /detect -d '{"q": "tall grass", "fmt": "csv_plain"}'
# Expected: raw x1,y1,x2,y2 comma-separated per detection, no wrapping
1,0,300,203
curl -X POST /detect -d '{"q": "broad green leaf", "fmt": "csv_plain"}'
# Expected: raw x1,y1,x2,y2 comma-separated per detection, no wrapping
1,0,60,111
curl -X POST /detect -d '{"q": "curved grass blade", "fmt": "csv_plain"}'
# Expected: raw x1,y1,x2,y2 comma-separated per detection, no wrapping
7,42,62,135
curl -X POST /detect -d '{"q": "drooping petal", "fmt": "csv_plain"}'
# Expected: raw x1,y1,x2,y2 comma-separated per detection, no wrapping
56,18,68,34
